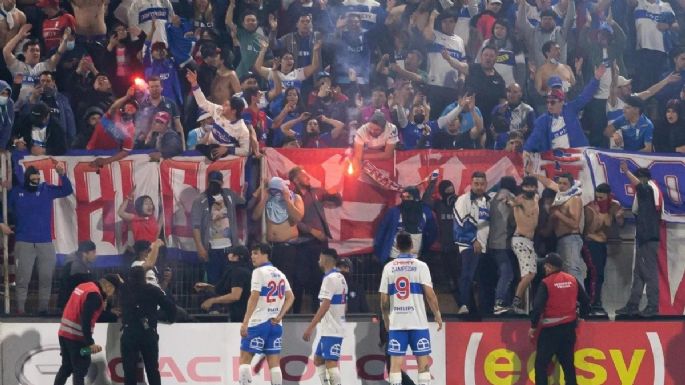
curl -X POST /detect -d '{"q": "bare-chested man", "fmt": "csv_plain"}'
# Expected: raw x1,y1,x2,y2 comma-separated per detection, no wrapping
70,0,106,38
508,176,540,314
583,183,623,316
0,0,26,48
210,49,241,105
251,176,309,313
535,41,576,96
534,172,585,287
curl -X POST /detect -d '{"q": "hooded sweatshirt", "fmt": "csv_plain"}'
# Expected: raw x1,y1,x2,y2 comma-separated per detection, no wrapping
9,168,73,243
0,81,14,149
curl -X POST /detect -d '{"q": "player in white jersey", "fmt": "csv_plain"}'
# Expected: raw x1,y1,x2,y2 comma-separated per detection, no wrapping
302,248,348,385
239,243,294,385
379,232,442,385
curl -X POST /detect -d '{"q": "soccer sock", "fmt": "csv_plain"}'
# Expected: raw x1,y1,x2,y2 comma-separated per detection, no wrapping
326,367,341,385
270,367,283,385
239,364,252,385
316,365,330,385
389,372,402,385
418,371,432,385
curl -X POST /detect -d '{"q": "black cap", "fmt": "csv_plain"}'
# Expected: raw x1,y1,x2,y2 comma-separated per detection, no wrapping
133,240,152,254
208,170,223,184
31,102,50,119
77,240,96,254
543,253,564,269
102,273,122,289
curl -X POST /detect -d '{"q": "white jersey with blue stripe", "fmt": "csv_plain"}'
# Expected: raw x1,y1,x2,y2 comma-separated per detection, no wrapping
379,254,432,331
427,30,465,87
248,263,292,327
318,269,348,338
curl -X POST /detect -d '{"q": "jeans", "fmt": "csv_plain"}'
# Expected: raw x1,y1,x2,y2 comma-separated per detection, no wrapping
206,247,230,285
491,249,514,304
557,235,586,289
458,248,480,308
440,245,461,305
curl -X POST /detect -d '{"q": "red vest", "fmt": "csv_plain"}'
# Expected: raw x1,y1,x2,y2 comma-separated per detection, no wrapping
541,271,578,328
58,282,104,342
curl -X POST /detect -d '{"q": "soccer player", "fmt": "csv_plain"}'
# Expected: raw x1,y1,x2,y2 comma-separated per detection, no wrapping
239,243,295,385
302,248,348,385
379,231,443,385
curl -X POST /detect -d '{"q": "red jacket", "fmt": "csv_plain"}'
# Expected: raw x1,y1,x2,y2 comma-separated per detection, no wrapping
541,271,578,328
58,282,104,342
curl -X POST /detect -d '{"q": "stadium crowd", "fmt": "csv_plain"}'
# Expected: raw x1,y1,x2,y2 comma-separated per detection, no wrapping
0,0,678,318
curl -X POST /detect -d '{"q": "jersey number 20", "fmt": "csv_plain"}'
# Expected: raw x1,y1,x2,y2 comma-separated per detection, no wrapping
266,279,286,303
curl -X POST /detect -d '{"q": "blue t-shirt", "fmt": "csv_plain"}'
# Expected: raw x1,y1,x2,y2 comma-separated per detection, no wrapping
401,121,439,149
612,114,654,151
439,104,483,134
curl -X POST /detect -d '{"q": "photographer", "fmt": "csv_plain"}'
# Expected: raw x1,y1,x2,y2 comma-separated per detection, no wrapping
119,266,176,385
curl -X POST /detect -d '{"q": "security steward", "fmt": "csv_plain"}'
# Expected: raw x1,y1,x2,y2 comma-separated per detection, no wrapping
119,266,177,385
529,253,590,385
54,275,121,385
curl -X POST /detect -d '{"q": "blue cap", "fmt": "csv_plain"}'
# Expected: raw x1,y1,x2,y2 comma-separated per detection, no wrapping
315,71,331,82
547,76,563,89
208,171,223,183
598,22,613,35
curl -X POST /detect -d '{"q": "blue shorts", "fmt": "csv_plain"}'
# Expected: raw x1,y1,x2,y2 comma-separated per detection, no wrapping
315,336,344,361
387,329,431,356
240,321,283,355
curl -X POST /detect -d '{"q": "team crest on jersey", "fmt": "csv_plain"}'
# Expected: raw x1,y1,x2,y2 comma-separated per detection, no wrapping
273,337,282,349
330,344,342,357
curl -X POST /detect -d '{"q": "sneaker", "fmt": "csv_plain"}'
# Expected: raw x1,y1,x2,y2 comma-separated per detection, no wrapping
457,305,470,315
639,306,658,318
615,304,639,316
510,296,527,314
493,301,509,315
590,305,608,317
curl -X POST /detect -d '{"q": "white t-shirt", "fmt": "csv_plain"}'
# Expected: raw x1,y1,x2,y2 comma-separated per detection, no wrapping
192,87,251,156
378,254,432,330
31,126,47,147
595,49,613,99
318,270,348,338
248,263,292,327
354,122,399,151
8,60,55,107
427,30,465,87
635,0,674,52
268,68,306,92
550,115,570,149
126,0,175,45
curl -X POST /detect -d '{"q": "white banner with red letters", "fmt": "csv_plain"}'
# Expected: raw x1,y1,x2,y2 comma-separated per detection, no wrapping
0,321,446,385
16,154,245,265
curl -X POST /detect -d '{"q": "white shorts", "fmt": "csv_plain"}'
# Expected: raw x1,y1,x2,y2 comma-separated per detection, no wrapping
512,236,537,276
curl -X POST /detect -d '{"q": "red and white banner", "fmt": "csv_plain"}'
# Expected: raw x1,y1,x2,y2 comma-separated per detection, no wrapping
264,148,523,255
17,154,246,263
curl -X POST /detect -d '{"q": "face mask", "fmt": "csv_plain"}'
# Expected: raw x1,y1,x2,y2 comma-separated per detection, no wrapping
524,191,536,199
0,95,7,106
207,183,222,196
203,124,213,131
66,41,75,51
550,58,558,65
414,114,425,124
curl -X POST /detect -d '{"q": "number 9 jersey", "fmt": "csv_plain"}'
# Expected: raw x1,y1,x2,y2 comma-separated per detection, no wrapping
248,263,292,327
378,255,433,330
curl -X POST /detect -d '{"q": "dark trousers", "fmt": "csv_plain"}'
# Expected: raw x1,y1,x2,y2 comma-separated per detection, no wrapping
121,326,161,385
491,249,514,304
627,241,660,309
535,322,578,385
635,49,667,92
206,247,230,285
458,248,480,309
440,245,461,305
54,337,91,385
581,98,608,148
583,240,607,305
271,242,305,313
300,238,328,311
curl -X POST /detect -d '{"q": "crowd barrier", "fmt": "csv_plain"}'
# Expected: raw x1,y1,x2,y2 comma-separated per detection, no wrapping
1,320,683,385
